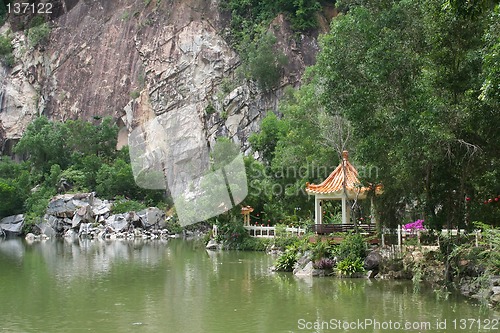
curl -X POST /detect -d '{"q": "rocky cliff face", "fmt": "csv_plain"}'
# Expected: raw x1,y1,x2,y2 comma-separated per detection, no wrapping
0,0,323,156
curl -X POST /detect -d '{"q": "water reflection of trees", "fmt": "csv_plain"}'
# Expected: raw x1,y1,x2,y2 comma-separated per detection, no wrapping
1,239,496,333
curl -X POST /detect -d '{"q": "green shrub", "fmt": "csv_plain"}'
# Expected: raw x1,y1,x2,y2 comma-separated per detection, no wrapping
0,33,14,67
469,222,500,275
96,159,140,198
0,180,22,217
205,104,216,115
332,232,367,261
0,34,12,54
112,198,147,214
60,167,88,192
130,90,140,99
165,215,183,234
27,17,51,47
272,223,303,249
241,33,288,92
220,77,237,94
275,247,298,271
238,236,270,251
221,0,320,46
218,222,267,250
0,159,30,218
336,257,365,276
273,235,300,250
24,185,56,225
311,239,331,261
220,110,228,120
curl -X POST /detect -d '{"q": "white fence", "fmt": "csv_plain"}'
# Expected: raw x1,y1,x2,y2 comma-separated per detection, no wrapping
243,225,306,238
240,224,475,244
382,225,469,248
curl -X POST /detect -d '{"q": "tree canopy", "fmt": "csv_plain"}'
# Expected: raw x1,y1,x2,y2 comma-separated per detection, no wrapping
1,117,164,223
248,0,500,228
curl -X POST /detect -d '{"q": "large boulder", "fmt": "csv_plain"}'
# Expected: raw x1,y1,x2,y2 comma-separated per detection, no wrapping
0,215,24,236
364,250,383,271
137,207,164,229
364,251,383,278
91,198,112,216
45,214,68,233
71,205,94,228
294,261,315,277
46,193,95,217
36,222,56,237
105,214,129,233
293,261,327,277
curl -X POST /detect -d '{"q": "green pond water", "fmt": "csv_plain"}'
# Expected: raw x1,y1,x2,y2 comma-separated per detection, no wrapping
0,238,498,333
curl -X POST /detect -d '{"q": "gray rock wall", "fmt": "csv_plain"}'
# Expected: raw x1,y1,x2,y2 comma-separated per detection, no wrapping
0,0,322,156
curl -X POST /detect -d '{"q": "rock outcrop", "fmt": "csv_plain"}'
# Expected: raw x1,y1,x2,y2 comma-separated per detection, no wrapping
27,192,174,240
0,214,24,237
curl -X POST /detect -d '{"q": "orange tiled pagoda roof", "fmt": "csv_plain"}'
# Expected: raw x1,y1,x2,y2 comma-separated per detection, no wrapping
305,151,370,196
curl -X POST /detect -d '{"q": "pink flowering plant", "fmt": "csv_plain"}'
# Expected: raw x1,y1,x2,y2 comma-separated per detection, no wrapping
403,219,426,232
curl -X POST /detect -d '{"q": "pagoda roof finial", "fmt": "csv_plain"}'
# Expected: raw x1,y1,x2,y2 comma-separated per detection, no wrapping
342,150,349,161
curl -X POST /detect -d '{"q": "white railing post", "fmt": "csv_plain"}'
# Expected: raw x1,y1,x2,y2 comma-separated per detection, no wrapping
243,225,306,239
398,224,402,251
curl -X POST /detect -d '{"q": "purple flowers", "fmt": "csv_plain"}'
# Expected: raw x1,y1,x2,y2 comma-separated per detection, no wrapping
403,219,425,231
313,258,335,270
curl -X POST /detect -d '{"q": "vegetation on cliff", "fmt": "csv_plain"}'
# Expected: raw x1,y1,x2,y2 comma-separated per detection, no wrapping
0,31,14,67
221,0,322,46
221,0,325,91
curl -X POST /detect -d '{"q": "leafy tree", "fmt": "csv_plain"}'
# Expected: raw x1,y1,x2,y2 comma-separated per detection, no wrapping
479,4,500,108
96,159,139,199
63,116,118,160
14,116,70,176
309,0,500,228
2,116,166,225
0,180,22,217
222,0,321,46
0,158,30,218
287,0,322,31
249,112,286,164
249,84,339,222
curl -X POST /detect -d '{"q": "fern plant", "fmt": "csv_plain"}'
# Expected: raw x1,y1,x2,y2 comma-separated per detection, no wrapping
336,257,365,276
